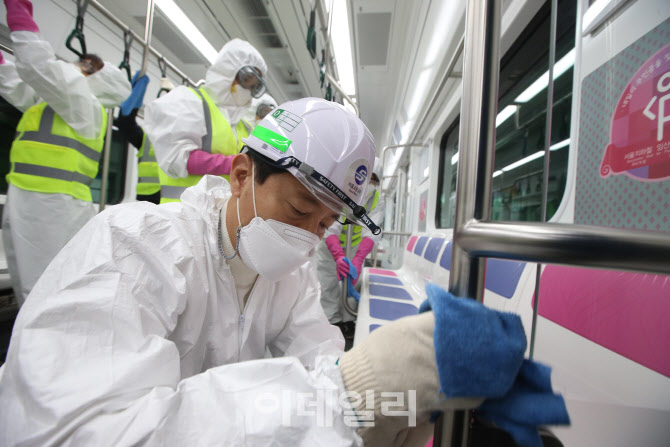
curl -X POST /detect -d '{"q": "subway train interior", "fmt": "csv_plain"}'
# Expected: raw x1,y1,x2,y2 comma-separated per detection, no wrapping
1,0,669,445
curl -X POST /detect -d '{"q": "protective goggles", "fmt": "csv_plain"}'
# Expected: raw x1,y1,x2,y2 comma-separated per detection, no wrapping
236,66,266,98
243,148,381,235
256,103,276,119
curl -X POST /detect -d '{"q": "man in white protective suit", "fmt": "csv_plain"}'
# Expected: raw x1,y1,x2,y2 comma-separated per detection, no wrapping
0,98,482,446
144,38,266,204
0,0,130,306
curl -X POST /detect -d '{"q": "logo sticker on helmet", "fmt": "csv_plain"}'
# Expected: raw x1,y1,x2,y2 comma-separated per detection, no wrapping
343,158,369,201
271,108,303,133
355,165,368,185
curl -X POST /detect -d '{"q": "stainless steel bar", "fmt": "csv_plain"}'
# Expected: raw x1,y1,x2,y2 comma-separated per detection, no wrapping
380,143,426,177
413,36,465,140
342,224,357,316
381,231,413,236
0,43,13,55
138,0,155,78
437,1,502,446
531,0,558,360
325,71,358,116
88,0,196,86
98,108,115,213
457,220,670,275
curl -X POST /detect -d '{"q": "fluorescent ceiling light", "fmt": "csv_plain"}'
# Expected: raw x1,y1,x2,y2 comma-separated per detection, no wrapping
156,0,218,64
515,49,576,103
451,153,458,165
493,170,503,178
496,105,517,127
502,151,544,172
582,0,611,31
550,139,570,151
330,0,356,96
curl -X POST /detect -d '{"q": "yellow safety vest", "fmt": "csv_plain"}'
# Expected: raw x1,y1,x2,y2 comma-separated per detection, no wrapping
159,87,251,204
7,103,107,202
339,189,380,248
136,133,161,196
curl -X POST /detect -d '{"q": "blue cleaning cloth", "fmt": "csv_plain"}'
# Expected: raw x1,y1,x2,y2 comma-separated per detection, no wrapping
342,258,360,302
120,71,150,116
477,360,570,447
419,283,569,447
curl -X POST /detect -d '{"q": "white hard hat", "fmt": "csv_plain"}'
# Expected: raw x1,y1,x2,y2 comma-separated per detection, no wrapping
242,97,380,234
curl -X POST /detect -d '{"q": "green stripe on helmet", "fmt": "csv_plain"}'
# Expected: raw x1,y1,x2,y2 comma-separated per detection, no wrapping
251,125,292,153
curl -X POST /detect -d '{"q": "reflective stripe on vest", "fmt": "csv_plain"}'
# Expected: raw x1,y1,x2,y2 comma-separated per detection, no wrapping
136,133,161,196
12,162,94,186
340,190,380,247
17,107,101,163
161,185,186,200
158,87,250,204
7,103,106,202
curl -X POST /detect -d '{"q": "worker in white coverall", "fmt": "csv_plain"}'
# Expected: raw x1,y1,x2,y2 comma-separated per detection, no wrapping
0,98,482,446
315,158,385,336
144,38,266,204
0,0,130,306
243,92,278,127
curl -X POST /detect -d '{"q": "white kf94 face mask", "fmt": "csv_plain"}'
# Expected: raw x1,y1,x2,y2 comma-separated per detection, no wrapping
232,163,320,282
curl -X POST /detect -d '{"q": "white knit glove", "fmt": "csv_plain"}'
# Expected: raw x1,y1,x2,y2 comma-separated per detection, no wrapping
338,312,483,447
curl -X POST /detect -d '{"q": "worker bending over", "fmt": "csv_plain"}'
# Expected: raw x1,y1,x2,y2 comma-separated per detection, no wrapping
0,98,474,446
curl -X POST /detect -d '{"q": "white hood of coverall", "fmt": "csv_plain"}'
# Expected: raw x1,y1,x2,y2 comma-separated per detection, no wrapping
205,38,267,126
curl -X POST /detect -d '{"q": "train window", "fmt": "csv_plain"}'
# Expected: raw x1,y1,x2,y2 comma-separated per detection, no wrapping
89,128,128,205
436,119,460,229
437,0,575,227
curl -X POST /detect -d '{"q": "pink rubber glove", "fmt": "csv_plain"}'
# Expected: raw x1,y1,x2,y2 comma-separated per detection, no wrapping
5,0,40,33
0,51,4,64
351,237,374,285
186,150,234,176
325,234,349,280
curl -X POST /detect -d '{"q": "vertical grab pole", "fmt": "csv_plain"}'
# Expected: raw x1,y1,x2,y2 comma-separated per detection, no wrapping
138,0,155,77
98,108,115,213
530,0,558,359
435,1,502,446
342,224,356,316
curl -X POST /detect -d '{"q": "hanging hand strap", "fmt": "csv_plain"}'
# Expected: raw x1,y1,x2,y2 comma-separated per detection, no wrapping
118,30,134,83
157,56,171,97
158,56,168,78
66,0,91,58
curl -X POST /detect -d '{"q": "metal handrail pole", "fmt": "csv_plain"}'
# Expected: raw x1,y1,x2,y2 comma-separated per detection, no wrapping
342,224,357,316
138,0,155,77
412,36,465,141
436,1,502,446
325,71,359,116
0,43,13,55
98,108,115,213
531,0,558,359
380,143,427,179
89,0,196,86
457,220,670,275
